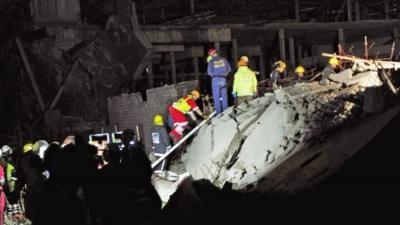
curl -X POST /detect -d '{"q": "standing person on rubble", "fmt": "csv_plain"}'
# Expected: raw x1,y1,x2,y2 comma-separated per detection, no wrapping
168,90,207,144
320,57,339,86
232,56,258,106
207,48,232,114
150,114,172,174
270,60,286,90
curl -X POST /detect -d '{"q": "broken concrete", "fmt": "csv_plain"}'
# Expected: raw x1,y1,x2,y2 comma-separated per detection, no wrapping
182,70,398,195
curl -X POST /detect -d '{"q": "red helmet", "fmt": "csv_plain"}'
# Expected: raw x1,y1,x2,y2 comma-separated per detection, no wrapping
208,48,217,56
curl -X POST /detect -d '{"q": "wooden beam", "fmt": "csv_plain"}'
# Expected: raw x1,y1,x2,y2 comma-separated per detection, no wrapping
170,51,177,84
147,58,154,88
289,37,296,70
16,38,45,112
50,61,79,110
154,45,184,52
294,0,300,22
347,0,353,22
279,28,286,61
232,38,238,69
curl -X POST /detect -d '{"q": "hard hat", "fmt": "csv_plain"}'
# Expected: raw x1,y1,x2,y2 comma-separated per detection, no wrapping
206,55,212,63
329,57,339,66
238,56,249,66
1,145,11,154
154,114,164,126
23,143,34,153
34,140,49,159
274,60,286,70
191,90,200,98
208,48,217,56
295,65,305,74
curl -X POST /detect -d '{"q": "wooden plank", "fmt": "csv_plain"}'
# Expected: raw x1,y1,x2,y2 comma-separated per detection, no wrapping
50,61,78,109
154,45,184,52
147,58,154,88
16,38,46,112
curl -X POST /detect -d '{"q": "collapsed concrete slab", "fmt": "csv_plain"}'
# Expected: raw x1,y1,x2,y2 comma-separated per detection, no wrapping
183,70,399,195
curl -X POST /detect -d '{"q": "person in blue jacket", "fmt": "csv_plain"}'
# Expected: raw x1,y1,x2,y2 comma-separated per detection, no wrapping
207,48,232,114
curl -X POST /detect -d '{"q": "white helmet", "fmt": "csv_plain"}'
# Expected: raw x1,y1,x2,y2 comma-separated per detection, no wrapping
34,140,49,159
1,145,12,157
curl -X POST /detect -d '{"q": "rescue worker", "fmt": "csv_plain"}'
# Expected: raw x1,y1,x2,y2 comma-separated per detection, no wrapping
320,57,339,86
15,143,45,225
0,165,5,225
207,48,232,114
232,56,258,105
168,90,206,143
0,145,17,199
270,60,286,90
150,114,172,173
295,65,305,80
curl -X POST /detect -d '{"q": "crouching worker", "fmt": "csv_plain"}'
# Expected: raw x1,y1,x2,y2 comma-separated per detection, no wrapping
151,114,172,173
168,90,207,144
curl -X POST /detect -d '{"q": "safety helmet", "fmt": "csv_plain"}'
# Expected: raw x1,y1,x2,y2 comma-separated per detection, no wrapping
295,66,305,74
238,56,249,66
206,55,212,63
274,60,286,70
23,143,34,153
329,57,339,66
208,48,217,56
154,114,164,126
1,145,12,157
34,140,49,159
191,90,200,98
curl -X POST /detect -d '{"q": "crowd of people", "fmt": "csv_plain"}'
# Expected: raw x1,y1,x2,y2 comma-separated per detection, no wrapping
0,131,162,225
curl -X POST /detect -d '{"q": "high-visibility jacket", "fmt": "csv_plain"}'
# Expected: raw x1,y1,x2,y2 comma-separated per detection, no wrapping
233,66,258,96
172,95,198,114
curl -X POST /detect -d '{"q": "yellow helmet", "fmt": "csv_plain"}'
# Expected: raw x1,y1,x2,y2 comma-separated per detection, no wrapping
274,60,286,70
191,90,200,98
154,114,163,126
295,65,305,74
329,57,339,66
23,143,34,153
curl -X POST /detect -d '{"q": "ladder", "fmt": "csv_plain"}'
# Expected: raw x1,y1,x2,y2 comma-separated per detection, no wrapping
151,111,216,169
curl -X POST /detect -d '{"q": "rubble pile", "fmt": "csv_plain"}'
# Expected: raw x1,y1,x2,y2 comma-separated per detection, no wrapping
183,69,397,194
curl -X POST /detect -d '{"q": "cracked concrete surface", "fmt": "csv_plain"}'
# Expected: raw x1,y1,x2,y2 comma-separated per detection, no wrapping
182,69,400,195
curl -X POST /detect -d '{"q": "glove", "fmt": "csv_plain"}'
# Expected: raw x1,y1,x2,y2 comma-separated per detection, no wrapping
232,92,237,98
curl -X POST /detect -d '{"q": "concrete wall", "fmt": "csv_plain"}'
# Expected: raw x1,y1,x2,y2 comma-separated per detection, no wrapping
108,81,198,153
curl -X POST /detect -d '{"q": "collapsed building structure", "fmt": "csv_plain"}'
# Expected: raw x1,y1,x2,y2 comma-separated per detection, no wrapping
1,0,400,201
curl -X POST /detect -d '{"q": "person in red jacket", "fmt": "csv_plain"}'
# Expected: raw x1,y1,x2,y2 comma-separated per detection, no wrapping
168,90,206,143
0,165,5,225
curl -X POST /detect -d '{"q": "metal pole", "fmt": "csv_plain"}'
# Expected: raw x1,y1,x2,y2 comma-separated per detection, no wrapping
151,111,216,169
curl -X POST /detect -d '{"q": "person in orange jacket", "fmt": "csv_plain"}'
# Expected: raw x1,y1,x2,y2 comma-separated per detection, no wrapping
168,90,206,143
